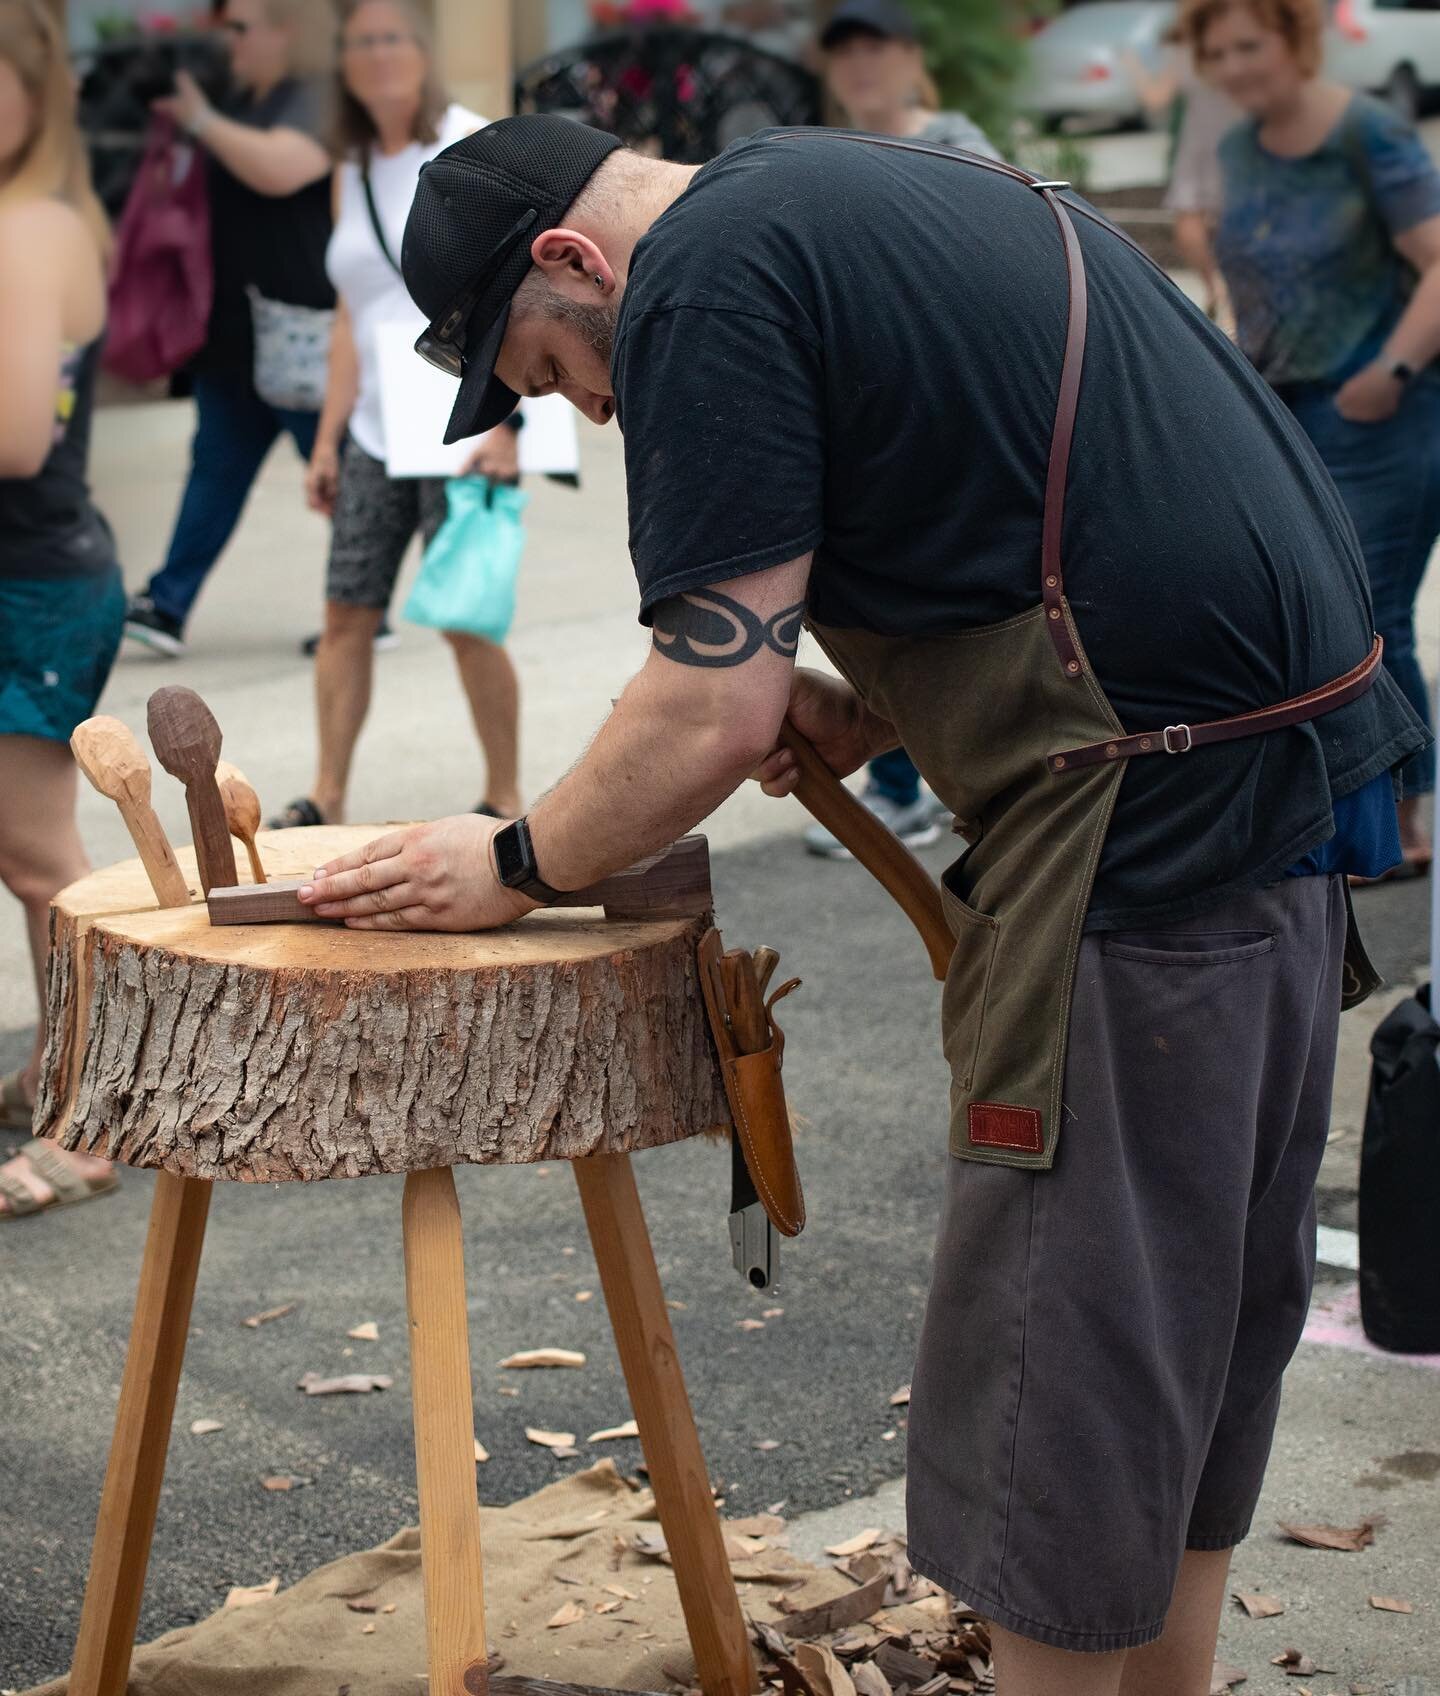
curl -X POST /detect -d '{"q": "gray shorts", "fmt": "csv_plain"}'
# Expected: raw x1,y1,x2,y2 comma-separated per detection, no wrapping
906,875,1346,1653
326,436,447,608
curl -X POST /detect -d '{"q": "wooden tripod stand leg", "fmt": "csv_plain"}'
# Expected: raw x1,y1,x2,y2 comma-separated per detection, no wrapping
573,1154,757,1696
402,1166,489,1696
69,1171,212,1696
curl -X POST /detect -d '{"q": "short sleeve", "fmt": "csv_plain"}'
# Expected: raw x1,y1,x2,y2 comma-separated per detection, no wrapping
615,304,826,623
1359,98,1440,237
273,76,327,142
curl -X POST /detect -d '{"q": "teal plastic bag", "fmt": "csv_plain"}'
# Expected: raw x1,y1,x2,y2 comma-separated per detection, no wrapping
402,476,529,641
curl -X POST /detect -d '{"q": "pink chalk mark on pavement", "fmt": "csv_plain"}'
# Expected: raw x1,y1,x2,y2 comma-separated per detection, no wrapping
1303,1284,1440,1370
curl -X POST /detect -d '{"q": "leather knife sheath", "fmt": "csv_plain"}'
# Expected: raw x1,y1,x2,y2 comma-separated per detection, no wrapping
698,926,805,1237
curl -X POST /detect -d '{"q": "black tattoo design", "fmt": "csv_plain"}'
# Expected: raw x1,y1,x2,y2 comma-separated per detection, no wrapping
652,590,805,669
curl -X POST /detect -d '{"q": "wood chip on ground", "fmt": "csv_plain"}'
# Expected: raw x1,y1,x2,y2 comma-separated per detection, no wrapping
297,1372,392,1396
1367,1595,1413,1614
1275,1517,1383,1552
1232,1592,1285,1618
525,1427,578,1450
588,1419,641,1443
241,1303,295,1328
1270,1649,1334,1676
502,1348,587,1369
223,1578,279,1610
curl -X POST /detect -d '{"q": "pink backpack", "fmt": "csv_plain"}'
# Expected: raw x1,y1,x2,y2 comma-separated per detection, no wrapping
104,118,213,384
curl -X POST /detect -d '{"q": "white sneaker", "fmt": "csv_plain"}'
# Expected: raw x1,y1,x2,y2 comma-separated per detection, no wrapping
804,785,943,859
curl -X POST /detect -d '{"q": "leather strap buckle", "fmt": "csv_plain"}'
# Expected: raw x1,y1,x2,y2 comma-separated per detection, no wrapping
1163,724,1193,754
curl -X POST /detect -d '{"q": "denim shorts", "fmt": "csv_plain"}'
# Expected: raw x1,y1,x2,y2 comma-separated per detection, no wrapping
906,875,1346,1652
0,566,125,742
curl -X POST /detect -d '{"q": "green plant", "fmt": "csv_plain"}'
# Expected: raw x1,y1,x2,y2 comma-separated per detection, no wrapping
912,0,1056,144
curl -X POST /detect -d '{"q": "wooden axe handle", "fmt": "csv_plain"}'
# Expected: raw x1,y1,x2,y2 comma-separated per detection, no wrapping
779,721,952,981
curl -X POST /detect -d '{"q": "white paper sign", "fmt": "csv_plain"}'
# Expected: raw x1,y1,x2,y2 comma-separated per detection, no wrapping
375,320,580,478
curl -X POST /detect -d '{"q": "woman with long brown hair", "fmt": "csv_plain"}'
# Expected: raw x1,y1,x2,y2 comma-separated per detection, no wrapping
267,0,523,830
0,0,122,1215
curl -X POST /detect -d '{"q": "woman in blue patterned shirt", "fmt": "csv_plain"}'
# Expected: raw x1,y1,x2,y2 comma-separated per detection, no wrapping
1179,0,1440,874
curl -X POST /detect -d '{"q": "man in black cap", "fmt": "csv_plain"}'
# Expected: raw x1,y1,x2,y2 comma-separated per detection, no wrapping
300,112,1425,1693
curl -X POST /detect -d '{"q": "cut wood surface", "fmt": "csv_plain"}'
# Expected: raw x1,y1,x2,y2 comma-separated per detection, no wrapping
37,829,729,1180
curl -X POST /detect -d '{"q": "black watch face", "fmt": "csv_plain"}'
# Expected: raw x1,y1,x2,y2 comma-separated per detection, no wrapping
493,821,531,888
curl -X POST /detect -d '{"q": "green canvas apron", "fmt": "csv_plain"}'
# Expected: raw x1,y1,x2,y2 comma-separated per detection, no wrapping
796,134,1385,1171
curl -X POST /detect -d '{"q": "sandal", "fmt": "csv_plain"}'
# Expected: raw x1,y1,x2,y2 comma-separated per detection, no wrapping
0,1139,118,1221
1,1068,33,1133
265,797,326,830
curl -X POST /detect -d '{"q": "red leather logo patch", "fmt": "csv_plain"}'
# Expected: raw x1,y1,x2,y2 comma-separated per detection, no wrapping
968,1102,1043,1153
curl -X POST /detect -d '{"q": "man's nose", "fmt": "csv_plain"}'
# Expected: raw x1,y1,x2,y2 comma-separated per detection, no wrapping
560,382,613,426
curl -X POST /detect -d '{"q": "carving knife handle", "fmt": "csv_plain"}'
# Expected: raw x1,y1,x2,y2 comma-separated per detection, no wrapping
779,720,952,981
119,800,192,910
184,780,239,897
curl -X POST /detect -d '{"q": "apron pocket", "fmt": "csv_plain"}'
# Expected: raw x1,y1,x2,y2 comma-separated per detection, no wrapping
1100,930,1276,966
940,881,1000,1093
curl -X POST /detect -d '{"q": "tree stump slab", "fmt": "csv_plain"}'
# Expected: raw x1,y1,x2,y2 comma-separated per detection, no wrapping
36,827,730,1181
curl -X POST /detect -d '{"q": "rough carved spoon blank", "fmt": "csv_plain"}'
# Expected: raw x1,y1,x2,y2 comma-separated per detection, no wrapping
70,715,192,909
146,686,239,896
215,760,266,884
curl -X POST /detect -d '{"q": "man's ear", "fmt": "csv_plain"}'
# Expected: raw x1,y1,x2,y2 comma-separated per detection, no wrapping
531,227,616,303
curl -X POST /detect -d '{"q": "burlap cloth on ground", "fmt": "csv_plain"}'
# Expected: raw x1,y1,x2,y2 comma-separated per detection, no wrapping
24,1460,884,1696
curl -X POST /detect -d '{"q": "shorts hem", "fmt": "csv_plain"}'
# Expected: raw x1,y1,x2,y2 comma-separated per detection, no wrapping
323,585,393,610
907,1543,1167,1654
0,720,72,744
1185,1526,1249,1551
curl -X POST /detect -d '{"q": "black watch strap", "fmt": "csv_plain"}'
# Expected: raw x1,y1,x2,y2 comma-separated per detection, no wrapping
493,816,562,904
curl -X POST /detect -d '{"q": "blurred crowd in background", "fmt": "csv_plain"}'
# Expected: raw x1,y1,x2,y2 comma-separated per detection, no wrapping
3,0,1440,1218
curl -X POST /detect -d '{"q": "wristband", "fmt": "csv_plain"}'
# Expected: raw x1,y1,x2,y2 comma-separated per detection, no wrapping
186,104,217,139
1386,357,1417,387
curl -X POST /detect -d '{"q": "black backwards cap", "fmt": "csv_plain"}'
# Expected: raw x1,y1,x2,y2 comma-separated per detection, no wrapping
402,114,625,442
819,0,920,49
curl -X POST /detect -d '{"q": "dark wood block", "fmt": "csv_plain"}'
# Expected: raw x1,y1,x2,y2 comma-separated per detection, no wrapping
206,836,713,927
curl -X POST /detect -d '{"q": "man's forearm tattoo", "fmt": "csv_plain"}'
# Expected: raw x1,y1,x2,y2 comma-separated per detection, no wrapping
651,589,805,668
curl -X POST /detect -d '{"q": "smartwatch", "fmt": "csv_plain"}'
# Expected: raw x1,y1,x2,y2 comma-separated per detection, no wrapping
492,816,562,904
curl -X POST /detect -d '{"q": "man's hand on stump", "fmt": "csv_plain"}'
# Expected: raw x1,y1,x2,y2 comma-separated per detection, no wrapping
300,815,539,931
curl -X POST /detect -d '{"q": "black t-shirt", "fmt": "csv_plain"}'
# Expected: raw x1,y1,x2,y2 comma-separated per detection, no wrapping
198,77,335,377
612,128,1426,928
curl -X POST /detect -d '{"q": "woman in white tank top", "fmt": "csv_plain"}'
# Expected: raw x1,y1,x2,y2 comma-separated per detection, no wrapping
272,0,523,830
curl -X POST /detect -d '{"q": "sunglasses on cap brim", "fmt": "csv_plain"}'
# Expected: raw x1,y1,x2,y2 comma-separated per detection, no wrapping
413,207,539,378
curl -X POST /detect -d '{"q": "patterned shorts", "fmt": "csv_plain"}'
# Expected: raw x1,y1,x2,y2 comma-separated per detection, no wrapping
326,437,447,608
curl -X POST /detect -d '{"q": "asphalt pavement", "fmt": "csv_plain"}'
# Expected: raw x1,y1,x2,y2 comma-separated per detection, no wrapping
2,395,1439,1691
1,833,1436,1689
